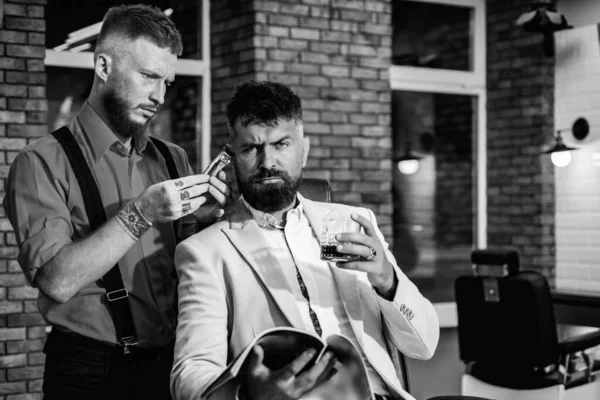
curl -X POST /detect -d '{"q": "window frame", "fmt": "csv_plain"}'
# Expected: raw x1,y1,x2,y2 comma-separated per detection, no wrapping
390,0,486,92
390,0,487,325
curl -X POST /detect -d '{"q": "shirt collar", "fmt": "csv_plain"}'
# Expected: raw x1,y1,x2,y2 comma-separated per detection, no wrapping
242,195,303,230
76,100,151,163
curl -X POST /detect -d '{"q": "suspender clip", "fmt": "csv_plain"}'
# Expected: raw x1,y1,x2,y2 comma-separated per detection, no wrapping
107,288,129,302
120,336,139,354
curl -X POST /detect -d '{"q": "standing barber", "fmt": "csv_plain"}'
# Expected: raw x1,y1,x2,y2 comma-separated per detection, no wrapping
2,4,229,399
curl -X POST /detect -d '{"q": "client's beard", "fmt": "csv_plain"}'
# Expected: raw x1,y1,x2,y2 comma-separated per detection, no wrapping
102,87,151,139
237,167,301,213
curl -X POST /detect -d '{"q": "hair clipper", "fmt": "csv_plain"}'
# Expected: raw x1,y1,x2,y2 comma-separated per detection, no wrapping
203,144,233,176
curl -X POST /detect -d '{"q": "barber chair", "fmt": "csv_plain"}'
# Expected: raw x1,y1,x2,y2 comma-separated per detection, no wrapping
299,178,490,400
455,249,600,400
299,177,332,203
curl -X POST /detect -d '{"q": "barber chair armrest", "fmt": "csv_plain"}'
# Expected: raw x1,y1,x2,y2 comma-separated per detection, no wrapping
557,330,600,387
558,330,600,355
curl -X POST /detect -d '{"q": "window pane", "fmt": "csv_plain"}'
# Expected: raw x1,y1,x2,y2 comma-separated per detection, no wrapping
46,67,202,168
392,90,475,303
47,0,203,59
46,67,92,132
392,0,472,71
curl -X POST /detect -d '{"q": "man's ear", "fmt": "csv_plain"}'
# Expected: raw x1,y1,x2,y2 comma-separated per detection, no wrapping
94,53,112,83
301,136,310,167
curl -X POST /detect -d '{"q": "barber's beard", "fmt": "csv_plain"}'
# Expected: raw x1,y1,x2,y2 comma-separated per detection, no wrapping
102,87,151,139
237,167,301,213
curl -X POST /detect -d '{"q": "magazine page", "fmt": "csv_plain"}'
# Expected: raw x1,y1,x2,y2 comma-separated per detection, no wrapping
301,334,374,400
251,327,325,371
204,327,324,397
204,328,375,400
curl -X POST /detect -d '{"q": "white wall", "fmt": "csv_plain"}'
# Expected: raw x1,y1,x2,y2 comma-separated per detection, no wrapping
554,25,600,293
559,0,600,28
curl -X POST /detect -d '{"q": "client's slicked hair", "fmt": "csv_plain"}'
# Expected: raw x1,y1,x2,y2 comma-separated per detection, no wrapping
226,81,303,138
95,4,183,61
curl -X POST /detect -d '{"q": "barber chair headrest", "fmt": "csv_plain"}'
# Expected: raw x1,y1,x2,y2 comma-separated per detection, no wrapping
471,249,520,277
299,178,332,203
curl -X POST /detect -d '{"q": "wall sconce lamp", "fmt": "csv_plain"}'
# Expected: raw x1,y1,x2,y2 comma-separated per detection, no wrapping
543,117,589,167
395,144,423,175
516,0,572,56
544,130,577,167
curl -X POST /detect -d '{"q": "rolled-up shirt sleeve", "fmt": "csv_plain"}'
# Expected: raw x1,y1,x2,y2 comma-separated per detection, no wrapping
3,150,73,285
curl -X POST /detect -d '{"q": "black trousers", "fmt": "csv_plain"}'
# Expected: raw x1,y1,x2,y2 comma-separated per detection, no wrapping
42,330,174,400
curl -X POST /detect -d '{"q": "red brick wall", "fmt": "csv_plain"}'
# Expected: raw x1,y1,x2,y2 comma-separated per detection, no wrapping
212,0,394,238
486,0,555,279
0,1,48,398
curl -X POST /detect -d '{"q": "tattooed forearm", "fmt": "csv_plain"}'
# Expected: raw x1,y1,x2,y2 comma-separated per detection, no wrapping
115,201,153,240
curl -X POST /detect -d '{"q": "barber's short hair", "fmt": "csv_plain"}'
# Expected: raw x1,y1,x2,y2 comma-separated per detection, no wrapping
226,81,303,138
95,4,183,59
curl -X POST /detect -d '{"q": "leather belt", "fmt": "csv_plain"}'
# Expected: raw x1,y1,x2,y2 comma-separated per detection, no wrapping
45,329,173,361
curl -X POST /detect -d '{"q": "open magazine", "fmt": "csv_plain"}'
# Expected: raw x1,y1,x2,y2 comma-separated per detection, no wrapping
203,327,375,400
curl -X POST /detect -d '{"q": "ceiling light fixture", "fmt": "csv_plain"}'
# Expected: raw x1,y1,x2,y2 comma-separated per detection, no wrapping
516,0,572,56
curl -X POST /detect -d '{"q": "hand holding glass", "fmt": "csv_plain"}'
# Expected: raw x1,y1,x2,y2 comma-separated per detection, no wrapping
320,217,362,262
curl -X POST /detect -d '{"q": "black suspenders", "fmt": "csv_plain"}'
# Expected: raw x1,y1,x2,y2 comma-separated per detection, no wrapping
51,126,180,351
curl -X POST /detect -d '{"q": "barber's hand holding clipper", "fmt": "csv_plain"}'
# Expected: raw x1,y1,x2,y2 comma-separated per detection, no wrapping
135,145,233,226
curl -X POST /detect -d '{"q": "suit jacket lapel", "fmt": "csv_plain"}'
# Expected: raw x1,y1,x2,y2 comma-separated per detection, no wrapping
302,197,365,346
222,201,305,330
303,197,407,397
330,267,365,346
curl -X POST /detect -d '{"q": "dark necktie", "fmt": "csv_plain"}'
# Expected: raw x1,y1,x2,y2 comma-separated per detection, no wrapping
294,265,323,337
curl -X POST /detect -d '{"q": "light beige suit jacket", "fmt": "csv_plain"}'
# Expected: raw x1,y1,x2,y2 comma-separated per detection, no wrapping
170,196,440,400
